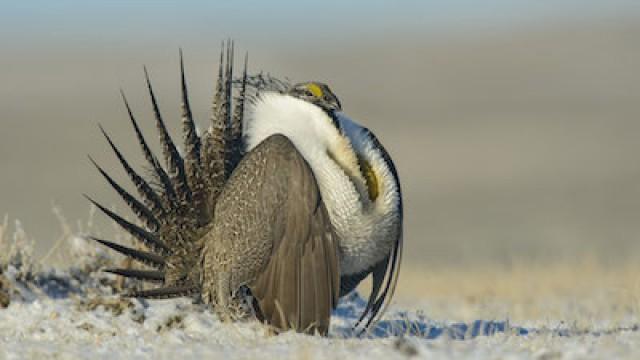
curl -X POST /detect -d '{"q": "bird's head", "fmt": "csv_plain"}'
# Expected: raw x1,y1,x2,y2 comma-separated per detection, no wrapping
287,82,342,113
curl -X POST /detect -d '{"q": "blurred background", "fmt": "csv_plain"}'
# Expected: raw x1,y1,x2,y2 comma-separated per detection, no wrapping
1,1,640,275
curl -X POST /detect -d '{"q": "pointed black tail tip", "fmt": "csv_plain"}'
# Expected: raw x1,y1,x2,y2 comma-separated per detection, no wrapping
352,311,379,334
79,234,103,250
84,234,99,243
87,154,98,168
142,66,151,81
179,48,185,70
353,321,374,337
85,235,117,254
84,235,113,250
97,123,111,139
83,194,105,211
103,268,121,276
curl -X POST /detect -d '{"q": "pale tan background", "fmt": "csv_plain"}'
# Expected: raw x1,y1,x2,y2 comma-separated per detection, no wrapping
1,2,640,272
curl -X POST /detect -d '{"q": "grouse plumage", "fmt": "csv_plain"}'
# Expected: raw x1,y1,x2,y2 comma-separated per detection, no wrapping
86,42,402,335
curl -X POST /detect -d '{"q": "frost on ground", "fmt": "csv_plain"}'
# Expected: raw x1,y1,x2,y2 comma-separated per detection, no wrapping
2,215,640,359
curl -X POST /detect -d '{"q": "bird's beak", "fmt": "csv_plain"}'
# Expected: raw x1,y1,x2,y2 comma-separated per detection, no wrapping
334,97,342,111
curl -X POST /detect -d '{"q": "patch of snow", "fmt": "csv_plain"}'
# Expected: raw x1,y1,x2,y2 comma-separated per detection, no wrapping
1,265,640,359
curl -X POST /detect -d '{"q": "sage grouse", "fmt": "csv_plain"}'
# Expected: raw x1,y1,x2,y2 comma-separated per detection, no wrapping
86,43,403,335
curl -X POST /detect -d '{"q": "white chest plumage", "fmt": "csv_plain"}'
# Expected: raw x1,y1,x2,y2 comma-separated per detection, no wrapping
244,93,401,275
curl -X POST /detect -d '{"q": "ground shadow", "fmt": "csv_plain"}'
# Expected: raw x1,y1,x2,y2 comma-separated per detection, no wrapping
332,292,529,339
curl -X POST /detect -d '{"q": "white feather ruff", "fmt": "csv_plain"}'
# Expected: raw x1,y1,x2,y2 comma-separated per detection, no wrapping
244,93,401,275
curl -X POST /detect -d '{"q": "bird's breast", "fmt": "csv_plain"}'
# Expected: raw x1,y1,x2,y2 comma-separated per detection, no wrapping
313,155,401,276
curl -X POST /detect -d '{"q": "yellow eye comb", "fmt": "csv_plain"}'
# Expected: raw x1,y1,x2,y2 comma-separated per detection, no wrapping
306,83,324,98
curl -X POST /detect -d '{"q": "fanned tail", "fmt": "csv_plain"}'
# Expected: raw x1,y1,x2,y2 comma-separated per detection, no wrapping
87,42,247,300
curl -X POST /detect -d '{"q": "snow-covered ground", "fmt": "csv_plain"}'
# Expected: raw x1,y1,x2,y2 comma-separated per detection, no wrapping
2,221,640,359
2,261,640,360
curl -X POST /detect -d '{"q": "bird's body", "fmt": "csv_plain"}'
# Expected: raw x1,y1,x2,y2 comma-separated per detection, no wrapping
86,44,402,335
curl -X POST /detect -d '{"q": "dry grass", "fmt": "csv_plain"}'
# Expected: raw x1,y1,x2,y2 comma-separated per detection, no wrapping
0,206,128,274
0,214,36,275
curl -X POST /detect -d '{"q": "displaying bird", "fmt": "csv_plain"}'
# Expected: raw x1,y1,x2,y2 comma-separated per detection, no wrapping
85,42,403,335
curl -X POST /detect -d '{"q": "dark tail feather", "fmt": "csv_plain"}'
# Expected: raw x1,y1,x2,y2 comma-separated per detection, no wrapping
88,156,160,231
217,40,232,178
210,41,225,131
358,241,403,331
125,285,198,299
363,245,402,330
89,236,165,269
355,262,386,328
143,68,192,202
119,90,178,208
84,194,171,256
225,40,234,121
229,51,248,172
223,40,235,176
179,49,201,171
104,268,165,283
201,42,230,211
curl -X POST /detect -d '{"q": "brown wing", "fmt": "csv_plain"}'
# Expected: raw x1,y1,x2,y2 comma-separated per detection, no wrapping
246,134,340,335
